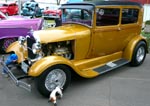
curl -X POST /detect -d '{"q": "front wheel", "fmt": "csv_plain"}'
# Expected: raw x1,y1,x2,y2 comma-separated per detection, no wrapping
130,41,147,66
35,65,71,97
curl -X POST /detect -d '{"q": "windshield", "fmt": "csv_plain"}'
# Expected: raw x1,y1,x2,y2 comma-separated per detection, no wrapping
61,8,93,27
0,4,8,7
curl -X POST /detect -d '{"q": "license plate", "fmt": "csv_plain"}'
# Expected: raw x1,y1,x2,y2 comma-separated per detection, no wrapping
21,62,28,73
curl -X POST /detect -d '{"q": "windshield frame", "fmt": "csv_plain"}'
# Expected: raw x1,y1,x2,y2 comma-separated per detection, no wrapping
60,4,94,28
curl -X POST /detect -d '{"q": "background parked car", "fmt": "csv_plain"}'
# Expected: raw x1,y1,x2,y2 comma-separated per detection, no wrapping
0,2,18,16
0,11,44,53
21,1,43,18
42,5,61,19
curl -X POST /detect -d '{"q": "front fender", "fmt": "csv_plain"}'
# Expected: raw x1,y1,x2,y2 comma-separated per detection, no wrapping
123,35,147,61
28,56,80,77
6,41,27,63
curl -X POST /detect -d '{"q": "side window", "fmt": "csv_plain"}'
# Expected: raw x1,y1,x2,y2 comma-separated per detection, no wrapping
62,9,92,26
121,8,139,24
96,8,120,26
9,4,13,7
3,4,8,6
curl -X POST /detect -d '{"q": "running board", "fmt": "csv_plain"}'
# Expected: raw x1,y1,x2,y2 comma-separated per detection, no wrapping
93,58,129,74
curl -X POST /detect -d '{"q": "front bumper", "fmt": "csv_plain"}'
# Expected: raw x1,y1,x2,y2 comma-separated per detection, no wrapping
0,56,31,92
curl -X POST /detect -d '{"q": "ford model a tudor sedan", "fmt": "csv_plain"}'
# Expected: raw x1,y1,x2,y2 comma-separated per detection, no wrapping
1,1,149,97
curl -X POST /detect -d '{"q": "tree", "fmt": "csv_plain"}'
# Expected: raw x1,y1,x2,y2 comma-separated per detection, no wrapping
56,0,61,5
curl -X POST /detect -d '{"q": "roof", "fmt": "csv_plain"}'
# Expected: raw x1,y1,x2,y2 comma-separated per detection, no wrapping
61,1,143,9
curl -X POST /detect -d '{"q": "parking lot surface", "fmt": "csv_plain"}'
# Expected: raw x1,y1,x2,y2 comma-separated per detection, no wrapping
0,54,150,106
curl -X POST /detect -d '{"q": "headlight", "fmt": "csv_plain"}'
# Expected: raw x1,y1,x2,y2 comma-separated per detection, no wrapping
32,42,41,54
18,36,26,45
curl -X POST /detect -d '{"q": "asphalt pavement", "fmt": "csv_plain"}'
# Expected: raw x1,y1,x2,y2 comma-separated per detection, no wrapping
0,54,150,106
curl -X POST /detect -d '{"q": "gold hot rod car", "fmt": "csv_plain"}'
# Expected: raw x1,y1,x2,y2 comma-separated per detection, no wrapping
1,1,149,97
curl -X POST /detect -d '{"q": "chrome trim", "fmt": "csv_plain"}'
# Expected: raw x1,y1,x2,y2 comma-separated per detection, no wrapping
29,53,43,63
45,69,66,92
136,46,145,63
0,58,31,92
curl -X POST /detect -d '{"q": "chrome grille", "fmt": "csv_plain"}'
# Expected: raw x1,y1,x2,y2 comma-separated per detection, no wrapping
26,37,36,59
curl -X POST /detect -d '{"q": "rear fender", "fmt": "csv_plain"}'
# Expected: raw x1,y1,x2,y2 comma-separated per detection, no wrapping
28,56,80,77
123,35,147,61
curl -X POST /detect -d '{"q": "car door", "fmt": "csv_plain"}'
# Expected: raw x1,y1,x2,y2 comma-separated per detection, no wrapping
89,7,121,57
119,7,141,46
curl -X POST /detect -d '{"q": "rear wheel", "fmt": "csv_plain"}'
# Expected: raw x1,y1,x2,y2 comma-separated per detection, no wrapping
130,41,147,66
35,65,71,97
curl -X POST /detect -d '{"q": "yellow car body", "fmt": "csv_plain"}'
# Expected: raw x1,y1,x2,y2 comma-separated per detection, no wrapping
5,1,148,97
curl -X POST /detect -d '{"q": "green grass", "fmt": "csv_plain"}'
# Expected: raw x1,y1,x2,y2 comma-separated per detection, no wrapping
141,31,150,50
145,20,150,25
44,19,55,24
43,19,55,29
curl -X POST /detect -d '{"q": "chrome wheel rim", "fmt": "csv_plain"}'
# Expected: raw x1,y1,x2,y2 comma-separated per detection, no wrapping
45,69,66,91
136,46,145,63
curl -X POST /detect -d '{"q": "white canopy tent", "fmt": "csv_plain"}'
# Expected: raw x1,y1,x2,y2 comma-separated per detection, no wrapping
143,4,150,22
18,0,21,15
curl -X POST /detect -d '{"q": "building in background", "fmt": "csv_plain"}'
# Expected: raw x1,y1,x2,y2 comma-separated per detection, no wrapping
129,0,150,4
102,0,150,22
129,0,150,22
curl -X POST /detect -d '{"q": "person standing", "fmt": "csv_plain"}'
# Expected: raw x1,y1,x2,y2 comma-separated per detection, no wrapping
34,3,41,17
30,0,35,2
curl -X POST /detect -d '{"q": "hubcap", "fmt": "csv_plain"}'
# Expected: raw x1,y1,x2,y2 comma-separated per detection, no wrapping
45,69,66,91
136,46,145,63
